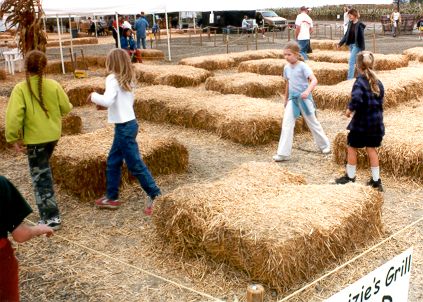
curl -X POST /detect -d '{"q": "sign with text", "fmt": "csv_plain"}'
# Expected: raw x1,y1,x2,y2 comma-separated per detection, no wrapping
326,248,413,302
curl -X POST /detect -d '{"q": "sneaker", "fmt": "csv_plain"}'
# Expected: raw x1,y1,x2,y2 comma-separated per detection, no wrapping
95,196,121,209
366,178,384,192
335,174,356,184
272,154,290,162
144,196,156,216
322,147,331,154
38,217,62,231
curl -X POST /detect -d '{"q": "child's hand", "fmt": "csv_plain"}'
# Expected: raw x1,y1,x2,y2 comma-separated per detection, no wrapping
36,225,54,237
13,141,26,154
301,91,309,100
345,109,353,118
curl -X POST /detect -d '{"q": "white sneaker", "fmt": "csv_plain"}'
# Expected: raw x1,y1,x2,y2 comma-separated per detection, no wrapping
322,147,331,154
272,154,290,162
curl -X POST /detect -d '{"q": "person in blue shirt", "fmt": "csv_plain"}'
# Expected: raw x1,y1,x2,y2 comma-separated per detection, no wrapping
134,12,149,49
120,28,142,63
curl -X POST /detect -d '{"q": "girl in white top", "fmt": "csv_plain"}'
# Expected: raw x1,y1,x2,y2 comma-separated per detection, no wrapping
89,48,161,215
273,42,330,162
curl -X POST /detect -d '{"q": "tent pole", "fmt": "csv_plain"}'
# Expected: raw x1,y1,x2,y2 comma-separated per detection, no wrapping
165,9,171,61
69,15,74,61
193,13,196,34
116,12,121,48
56,16,65,74
94,14,98,38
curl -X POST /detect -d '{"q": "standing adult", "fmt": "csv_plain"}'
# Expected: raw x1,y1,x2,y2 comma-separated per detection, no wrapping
112,16,124,48
134,12,149,49
390,8,401,37
295,6,313,60
343,6,352,35
338,8,366,80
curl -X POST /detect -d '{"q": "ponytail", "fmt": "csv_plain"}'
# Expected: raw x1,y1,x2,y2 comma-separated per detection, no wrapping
356,51,380,96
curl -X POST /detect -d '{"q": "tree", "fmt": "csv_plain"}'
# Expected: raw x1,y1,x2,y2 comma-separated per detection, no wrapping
0,0,47,55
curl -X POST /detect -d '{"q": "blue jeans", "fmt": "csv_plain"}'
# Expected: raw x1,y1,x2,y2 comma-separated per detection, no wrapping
348,44,361,79
106,119,161,200
298,39,310,61
136,35,147,49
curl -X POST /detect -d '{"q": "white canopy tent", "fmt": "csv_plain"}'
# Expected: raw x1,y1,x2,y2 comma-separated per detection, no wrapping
39,0,393,72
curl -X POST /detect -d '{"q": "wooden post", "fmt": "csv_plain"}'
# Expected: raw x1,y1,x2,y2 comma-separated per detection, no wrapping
372,34,376,53
246,284,264,302
207,27,211,40
226,37,229,54
324,24,327,38
288,27,290,41
214,30,217,47
330,25,333,40
189,30,192,45
255,31,258,50
200,31,203,46
272,30,275,43
247,34,250,50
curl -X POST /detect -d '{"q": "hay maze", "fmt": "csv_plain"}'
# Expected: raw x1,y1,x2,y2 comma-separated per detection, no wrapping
51,127,189,201
61,77,105,106
153,162,384,292
313,66,423,110
134,85,306,146
333,102,423,182
134,63,212,87
309,50,409,70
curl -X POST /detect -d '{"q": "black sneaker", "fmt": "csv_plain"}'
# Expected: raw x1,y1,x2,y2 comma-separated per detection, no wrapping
367,178,384,192
335,174,356,184
38,217,62,231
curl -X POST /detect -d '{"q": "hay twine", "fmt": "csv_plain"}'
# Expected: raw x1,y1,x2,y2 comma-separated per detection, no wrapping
278,215,423,302
25,219,224,302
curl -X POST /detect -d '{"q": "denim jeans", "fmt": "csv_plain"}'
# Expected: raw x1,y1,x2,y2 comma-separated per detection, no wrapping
136,35,147,49
106,119,161,200
348,44,361,79
298,39,310,61
27,141,60,220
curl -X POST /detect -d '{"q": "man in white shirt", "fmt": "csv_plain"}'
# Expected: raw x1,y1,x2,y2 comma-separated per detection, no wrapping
390,8,401,37
295,6,313,60
343,6,352,34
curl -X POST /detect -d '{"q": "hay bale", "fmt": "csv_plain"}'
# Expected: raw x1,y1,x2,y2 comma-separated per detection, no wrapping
205,73,285,98
153,161,383,292
46,37,98,48
139,49,165,61
403,47,423,62
309,51,409,70
61,77,105,107
46,56,107,74
333,103,423,181
313,67,423,110
238,59,348,85
0,69,6,81
134,63,212,87
179,49,284,71
310,39,349,51
51,127,189,201
62,113,83,136
134,85,306,146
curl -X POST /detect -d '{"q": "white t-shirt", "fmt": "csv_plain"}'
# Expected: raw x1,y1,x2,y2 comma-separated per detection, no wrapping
91,74,136,124
392,12,400,21
295,13,313,41
122,20,132,29
343,12,349,26
242,19,249,29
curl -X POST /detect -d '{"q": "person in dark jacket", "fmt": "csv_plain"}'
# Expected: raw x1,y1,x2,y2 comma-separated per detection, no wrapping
120,28,142,63
338,8,366,79
335,51,384,192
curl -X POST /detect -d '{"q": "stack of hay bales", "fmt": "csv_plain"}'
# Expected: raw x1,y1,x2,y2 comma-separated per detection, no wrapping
313,67,423,110
62,113,83,136
139,49,165,61
238,59,348,85
205,73,285,98
46,37,99,48
310,39,349,51
51,127,189,200
134,85,306,146
333,102,423,181
309,51,409,70
61,77,105,106
134,64,212,87
153,161,383,292
179,49,284,71
403,47,423,62
46,56,106,74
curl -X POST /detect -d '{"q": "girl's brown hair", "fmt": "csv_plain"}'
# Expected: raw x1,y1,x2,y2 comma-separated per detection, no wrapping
348,8,359,18
106,48,135,92
356,51,381,96
283,41,304,61
25,50,49,117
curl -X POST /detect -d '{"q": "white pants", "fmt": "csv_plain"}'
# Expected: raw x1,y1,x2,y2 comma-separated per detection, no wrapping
276,99,330,156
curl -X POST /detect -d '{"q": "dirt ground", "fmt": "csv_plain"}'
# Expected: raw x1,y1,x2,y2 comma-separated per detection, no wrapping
0,34,422,302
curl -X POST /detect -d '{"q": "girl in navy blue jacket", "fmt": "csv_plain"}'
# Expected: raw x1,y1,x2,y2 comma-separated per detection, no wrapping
335,51,384,192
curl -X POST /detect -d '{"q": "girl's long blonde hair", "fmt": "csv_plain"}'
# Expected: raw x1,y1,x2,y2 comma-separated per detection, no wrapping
284,41,305,62
106,48,135,91
356,51,381,96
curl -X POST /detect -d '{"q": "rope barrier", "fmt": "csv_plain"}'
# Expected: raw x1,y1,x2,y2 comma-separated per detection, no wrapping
278,215,423,302
25,219,224,302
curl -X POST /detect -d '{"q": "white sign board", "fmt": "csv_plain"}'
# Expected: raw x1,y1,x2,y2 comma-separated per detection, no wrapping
326,248,413,302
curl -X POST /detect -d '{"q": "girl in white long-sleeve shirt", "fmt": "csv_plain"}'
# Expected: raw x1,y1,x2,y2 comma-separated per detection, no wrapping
89,48,161,215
